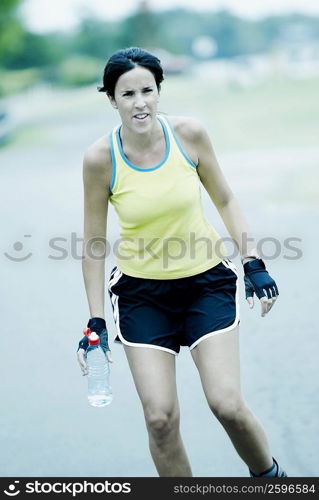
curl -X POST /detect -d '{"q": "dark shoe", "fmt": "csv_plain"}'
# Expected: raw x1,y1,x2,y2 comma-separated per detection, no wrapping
249,457,287,477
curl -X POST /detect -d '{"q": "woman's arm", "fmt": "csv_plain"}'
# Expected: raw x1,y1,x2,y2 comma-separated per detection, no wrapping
174,117,257,261
196,125,256,260
170,116,278,317
82,139,112,319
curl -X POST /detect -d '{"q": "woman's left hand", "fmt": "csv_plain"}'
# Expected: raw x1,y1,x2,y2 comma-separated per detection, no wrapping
243,259,279,317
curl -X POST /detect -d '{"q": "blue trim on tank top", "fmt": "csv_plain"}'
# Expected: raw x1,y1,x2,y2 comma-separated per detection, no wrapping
109,131,117,191
116,117,170,172
163,116,197,169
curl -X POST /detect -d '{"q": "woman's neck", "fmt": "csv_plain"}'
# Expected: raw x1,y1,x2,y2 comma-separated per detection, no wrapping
120,117,163,153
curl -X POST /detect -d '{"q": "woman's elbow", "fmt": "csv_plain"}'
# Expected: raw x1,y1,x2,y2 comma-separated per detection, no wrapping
214,193,236,211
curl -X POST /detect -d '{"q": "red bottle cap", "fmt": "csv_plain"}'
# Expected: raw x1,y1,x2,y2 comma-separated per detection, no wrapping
88,332,100,346
83,328,91,337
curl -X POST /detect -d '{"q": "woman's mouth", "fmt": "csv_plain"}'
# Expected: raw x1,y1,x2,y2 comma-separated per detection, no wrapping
133,113,149,121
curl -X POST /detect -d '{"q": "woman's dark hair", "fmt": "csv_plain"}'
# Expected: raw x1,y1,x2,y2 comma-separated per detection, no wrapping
98,47,164,97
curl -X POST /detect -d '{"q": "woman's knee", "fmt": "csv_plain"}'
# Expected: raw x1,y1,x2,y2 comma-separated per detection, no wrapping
145,406,180,441
209,393,248,427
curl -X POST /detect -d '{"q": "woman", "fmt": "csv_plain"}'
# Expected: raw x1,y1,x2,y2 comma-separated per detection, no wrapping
77,47,286,478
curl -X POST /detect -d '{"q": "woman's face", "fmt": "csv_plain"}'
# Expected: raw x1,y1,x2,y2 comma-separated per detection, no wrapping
109,66,160,132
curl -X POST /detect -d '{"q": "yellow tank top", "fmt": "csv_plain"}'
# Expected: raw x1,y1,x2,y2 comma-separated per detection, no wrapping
109,115,227,279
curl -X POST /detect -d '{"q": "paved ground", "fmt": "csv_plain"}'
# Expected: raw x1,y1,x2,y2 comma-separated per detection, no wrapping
0,84,318,477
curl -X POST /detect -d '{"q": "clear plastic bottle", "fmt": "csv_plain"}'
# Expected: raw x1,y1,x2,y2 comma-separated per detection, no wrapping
86,331,113,407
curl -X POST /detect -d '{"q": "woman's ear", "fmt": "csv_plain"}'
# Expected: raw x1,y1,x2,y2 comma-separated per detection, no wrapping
107,94,118,109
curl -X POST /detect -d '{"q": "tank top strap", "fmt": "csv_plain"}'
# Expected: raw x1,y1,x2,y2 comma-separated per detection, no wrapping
109,124,121,192
157,114,197,170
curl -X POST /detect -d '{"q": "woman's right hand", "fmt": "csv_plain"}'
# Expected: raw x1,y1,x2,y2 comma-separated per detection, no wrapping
77,343,89,376
76,317,113,376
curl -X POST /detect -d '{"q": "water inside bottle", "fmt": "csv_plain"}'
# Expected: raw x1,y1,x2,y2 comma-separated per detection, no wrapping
88,393,113,407
86,346,113,407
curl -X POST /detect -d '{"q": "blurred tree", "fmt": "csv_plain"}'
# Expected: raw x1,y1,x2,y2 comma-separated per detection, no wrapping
204,10,257,57
71,17,121,61
141,9,271,57
155,9,205,54
4,31,67,69
0,0,25,65
1,3,319,93
118,1,160,48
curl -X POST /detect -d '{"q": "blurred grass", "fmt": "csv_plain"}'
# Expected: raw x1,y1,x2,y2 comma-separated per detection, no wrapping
2,73,318,206
5,73,319,152
11,125,53,148
0,68,41,96
161,74,319,152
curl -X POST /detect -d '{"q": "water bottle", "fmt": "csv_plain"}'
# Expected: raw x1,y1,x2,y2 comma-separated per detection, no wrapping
85,330,113,407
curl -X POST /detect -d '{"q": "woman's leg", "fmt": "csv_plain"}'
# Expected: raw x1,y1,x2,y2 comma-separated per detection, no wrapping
190,325,274,475
123,344,192,477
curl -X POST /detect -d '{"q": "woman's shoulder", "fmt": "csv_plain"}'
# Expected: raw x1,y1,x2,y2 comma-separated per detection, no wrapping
83,133,112,186
84,133,112,166
163,114,206,142
161,115,207,166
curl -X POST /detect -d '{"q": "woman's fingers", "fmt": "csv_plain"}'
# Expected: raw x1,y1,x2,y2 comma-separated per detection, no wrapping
246,296,254,309
106,350,113,363
267,294,277,312
77,348,113,377
77,349,89,376
260,288,278,317
260,296,268,316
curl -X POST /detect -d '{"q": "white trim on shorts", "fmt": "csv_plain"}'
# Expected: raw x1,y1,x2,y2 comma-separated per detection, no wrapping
108,267,178,356
188,259,240,351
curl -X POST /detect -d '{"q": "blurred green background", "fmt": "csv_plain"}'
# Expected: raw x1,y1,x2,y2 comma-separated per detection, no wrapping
1,0,319,203
1,0,318,478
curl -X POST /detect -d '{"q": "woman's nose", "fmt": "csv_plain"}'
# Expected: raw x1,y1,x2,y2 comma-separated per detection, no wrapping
134,93,146,108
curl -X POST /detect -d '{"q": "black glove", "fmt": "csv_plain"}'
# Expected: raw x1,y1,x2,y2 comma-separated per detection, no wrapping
243,258,279,300
77,317,110,354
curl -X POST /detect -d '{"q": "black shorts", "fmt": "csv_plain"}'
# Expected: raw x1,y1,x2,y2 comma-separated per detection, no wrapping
108,259,239,355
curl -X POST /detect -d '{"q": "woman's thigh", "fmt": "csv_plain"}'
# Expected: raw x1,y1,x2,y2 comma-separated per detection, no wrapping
190,326,242,410
123,345,179,419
